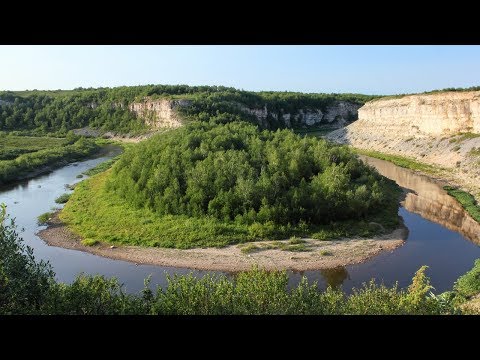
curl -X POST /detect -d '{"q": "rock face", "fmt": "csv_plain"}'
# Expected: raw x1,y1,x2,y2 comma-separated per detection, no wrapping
357,91,480,136
129,98,192,128
327,91,480,202
128,98,361,130
240,101,361,129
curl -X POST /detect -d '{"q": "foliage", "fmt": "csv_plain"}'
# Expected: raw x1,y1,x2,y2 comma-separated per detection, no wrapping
37,212,53,225
0,85,377,134
444,186,480,222
61,122,400,248
108,122,399,227
0,204,55,314
3,205,480,314
452,259,480,303
54,193,71,204
0,137,100,186
355,149,440,174
82,157,118,176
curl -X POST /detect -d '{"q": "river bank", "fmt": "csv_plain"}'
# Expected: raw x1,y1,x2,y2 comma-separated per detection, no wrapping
38,211,407,272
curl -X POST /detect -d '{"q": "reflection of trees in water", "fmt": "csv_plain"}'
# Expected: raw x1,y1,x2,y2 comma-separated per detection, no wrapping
320,267,350,288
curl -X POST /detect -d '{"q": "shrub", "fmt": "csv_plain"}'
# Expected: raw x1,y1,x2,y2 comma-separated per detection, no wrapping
55,193,71,204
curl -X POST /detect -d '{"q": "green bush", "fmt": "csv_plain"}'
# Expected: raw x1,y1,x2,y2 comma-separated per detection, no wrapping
55,193,71,204
108,122,400,227
3,204,480,315
444,186,480,222
37,212,53,225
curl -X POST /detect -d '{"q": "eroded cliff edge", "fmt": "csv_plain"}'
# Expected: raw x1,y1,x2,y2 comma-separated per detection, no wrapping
128,97,361,129
327,91,480,200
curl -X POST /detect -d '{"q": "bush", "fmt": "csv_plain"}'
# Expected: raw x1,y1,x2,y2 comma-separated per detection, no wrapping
55,193,71,204
37,212,53,225
1,204,477,315
107,122,400,227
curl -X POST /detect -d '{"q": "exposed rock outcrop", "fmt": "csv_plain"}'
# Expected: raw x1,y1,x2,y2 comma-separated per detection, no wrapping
327,91,480,202
240,101,361,128
129,98,192,128
127,98,361,130
355,91,480,136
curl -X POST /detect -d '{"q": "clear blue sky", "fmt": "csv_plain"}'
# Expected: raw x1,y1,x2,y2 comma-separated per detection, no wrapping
1,45,479,95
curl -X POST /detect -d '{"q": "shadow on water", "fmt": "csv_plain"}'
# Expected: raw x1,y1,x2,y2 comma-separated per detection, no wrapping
1,150,479,294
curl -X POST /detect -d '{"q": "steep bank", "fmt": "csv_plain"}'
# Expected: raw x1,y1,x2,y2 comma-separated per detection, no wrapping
126,97,362,129
327,91,480,202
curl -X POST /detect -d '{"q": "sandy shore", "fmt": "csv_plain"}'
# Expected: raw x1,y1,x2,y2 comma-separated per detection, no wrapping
38,212,407,272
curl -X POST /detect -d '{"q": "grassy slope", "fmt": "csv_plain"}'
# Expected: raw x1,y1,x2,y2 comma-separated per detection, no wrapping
354,148,441,174
444,186,480,222
60,169,401,249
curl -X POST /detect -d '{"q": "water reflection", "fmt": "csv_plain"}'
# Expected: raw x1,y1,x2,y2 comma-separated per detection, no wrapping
320,267,350,288
1,150,480,294
360,156,480,244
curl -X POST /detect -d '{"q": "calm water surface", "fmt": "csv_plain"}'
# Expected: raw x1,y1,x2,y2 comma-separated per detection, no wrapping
1,151,479,294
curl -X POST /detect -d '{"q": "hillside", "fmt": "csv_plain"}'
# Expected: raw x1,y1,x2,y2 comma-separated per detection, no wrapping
0,85,376,135
327,91,480,201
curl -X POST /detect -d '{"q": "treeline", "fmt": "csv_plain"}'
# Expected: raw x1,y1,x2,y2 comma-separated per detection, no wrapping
107,121,399,227
1,205,479,315
0,85,377,134
0,137,99,185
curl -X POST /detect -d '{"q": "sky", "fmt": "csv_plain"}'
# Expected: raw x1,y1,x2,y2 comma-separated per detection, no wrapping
0,45,479,95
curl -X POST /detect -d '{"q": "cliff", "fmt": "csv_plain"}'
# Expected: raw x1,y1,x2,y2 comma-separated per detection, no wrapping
128,97,361,130
128,98,192,128
356,91,480,136
327,91,480,201
239,101,361,129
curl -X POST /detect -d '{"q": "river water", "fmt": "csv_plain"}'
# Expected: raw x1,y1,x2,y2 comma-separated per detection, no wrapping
1,150,479,294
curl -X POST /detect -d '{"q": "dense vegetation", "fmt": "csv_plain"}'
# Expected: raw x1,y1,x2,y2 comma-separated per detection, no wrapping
0,133,100,186
109,122,399,226
0,85,376,134
444,186,480,222
1,205,479,315
61,121,400,248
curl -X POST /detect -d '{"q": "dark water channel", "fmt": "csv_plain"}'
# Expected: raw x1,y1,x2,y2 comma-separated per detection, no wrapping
1,150,479,294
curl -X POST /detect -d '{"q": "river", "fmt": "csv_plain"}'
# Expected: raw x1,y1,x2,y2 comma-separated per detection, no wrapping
1,149,479,294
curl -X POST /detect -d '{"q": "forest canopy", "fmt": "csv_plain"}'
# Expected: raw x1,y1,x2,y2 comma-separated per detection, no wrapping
106,121,399,227
0,85,377,134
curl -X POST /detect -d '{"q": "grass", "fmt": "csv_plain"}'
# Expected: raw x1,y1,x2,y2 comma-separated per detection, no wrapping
61,171,400,249
355,148,440,174
444,186,480,222
0,136,101,186
320,250,333,256
54,193,71,204
453,145,461,152
468,147,480,157
37,212,53,225
238,238,310,253
0,135,66,160
448,132,480,145
294,126,339,138
240,243,260,254
82,238,100,246
82,157,119,176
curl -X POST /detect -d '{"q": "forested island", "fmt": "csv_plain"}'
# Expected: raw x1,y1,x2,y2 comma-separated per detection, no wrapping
2,84,480,315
